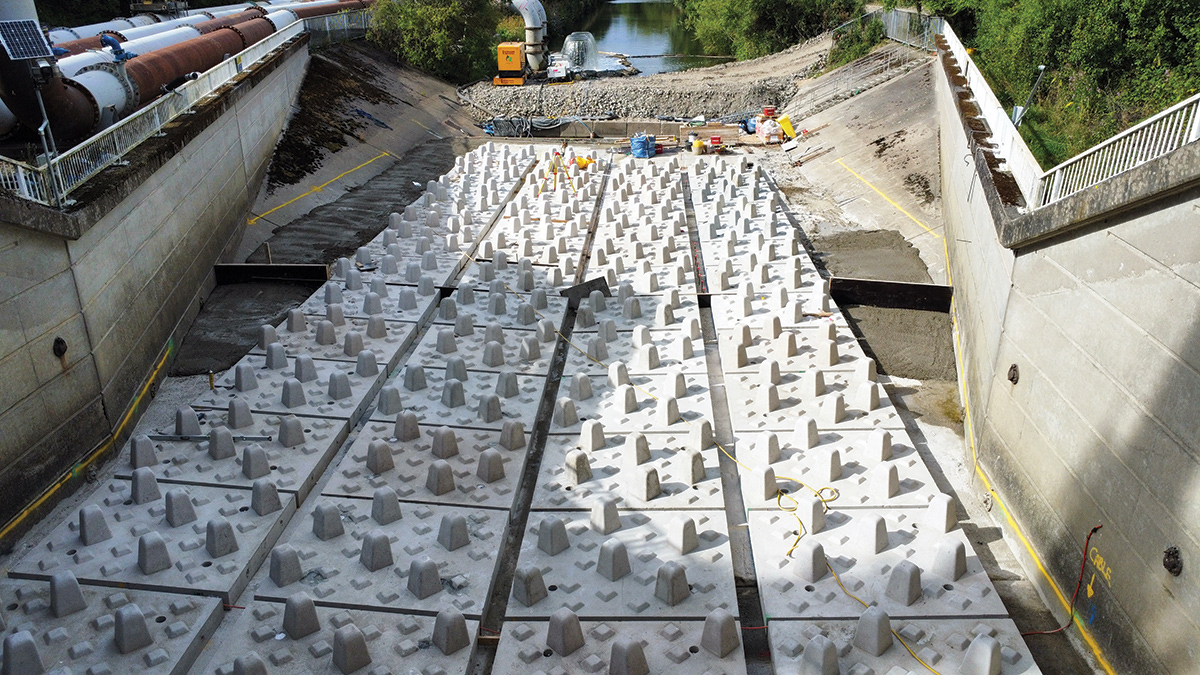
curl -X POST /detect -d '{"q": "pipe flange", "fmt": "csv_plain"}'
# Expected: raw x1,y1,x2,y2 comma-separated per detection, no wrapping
71,61,139,117
60,76,102,131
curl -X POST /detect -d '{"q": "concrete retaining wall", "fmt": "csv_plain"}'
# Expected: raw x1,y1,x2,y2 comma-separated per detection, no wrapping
936,39,1200,674
0,39,311,541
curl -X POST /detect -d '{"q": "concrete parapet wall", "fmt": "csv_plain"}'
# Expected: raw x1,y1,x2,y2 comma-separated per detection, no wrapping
0,38,311,542
936,36,1200,675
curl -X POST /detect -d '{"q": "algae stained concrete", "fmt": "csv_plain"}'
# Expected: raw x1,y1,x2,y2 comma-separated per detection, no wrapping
238,41,483,260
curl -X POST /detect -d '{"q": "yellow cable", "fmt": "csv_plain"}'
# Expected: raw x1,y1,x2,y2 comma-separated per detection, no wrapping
825,561,944,675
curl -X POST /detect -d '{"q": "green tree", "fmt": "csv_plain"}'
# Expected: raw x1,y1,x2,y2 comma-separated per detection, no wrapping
681,0,862,59
368,0,499,84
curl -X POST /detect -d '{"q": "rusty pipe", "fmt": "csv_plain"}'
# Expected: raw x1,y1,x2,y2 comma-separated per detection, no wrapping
192,9,268,34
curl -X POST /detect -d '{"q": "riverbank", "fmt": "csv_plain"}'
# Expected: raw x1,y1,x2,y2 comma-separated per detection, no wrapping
461,33,831,120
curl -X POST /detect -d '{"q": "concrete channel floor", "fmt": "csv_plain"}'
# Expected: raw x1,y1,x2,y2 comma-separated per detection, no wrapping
0,139,1099,667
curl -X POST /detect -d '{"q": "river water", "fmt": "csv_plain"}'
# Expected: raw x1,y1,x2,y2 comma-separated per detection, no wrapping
552,0,734,76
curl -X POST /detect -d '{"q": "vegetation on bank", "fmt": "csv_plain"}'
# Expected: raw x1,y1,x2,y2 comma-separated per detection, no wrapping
673,0,863,60
827,15,884,69
368,0,498,83
890,0,1200,167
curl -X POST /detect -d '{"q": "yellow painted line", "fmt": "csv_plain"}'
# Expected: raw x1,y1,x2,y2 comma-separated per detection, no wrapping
942,237,1116,674
0,340,175,541
836,158,940,239
248,151,392,225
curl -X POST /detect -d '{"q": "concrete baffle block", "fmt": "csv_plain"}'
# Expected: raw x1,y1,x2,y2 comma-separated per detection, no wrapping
366,440,394,475
495,371,519,398
438,514,469,551
608,361,630,388
432,608,470,656
137,532,171,575
655,561,690,606
242,445,270,480
327,372,351,401
2,630,43,675
858,513,889,557
332,625,371,674
312,502,345,540
208,427,235,461
793,539,828,582
632,466,662,502
501,420,526,450
431,427,459,459
394,411,421,441
206,517,239,558
129,435,157,469
114,603,153,654
591,498,620,534
538,517,570,556
295,356,318,383
404,365,427,391
802,633,839,675
871,462,899,500
792,415,818,450
570,373,593,400
278,415,306,448
854,606,894,656
482,341,505,367
933,537,968,581
445,357,468,382
818,393,846,425
565,449,592,484
252,479,282,516
755,466,779,501
610,635,650,675
265,343,288,369
360,529,394,571
867,429,893,461
235,363,257,392
370,487,402,526
702,607,740,657
441,379,466,408
163,488,197,528
270,544,303,588
479,394,503,422
477,448,505,483
228,398,254,430
407,557,441,599
927,493,957,533
175,406,201,436
79,504,112,545
961,634,1002,675
886,560,923,606
692,419,714,450
554,398,578,427
512,564,548,607
547,607,585,656
579,420,606,453
598,538,631,581
130,467,160,505
283,592,320,640
49,571,87,618
624,432,650,467
669,516,699,554
426,460,456,495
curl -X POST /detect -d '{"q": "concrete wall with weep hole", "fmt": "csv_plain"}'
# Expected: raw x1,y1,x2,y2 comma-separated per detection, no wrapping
936,37,1200,675
0,39,310,541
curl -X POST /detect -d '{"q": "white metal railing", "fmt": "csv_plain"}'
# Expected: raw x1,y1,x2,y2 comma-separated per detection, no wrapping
0,9,371,207
940,22,1043,204
1037,92,1200,206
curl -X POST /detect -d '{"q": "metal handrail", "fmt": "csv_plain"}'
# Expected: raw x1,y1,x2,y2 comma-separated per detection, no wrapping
1037,92,1200,206
0,9,371,207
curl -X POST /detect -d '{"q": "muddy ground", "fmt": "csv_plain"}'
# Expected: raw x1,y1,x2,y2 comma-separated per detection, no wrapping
248,137,482,265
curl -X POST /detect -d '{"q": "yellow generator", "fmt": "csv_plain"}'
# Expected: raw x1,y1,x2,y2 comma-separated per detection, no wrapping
494,42,525,86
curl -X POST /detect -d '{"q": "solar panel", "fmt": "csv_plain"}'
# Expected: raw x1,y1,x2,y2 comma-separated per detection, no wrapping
0,20,53,61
